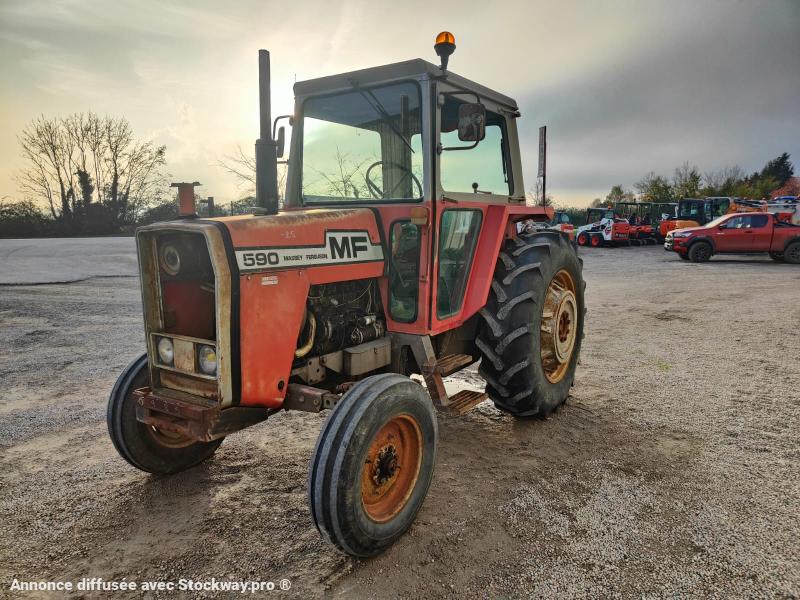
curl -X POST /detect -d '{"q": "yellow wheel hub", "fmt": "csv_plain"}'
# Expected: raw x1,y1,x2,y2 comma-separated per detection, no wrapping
540,270,578,383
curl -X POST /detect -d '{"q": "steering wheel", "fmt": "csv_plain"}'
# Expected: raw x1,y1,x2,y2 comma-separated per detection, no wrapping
365,161,423,200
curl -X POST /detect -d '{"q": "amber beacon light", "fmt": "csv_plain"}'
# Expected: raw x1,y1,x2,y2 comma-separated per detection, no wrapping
434,31,456,70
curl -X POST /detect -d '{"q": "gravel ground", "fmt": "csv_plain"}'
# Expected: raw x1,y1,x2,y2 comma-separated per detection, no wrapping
1,239,798,599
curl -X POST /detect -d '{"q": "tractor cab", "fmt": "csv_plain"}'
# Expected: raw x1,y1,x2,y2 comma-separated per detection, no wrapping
280,57,538,331
286,60,525,207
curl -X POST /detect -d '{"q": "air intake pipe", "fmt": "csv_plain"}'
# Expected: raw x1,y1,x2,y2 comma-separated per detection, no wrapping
255,49,279,215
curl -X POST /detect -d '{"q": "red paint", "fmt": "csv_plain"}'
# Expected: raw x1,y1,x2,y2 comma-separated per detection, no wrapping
162,280,215,340
220,201,554,408
666,212,799,258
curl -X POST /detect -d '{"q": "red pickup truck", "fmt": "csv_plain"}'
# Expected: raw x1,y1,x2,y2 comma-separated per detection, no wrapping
664,212,800,263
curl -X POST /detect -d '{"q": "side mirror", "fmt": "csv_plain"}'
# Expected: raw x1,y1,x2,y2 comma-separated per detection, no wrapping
276,126,286,158
457,103,486,142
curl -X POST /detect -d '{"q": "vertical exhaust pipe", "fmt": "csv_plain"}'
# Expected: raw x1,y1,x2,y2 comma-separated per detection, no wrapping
255,49,279,215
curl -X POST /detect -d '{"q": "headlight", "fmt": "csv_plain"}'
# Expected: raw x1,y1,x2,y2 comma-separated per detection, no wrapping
157,337,174,365
159,243,181,276
673,231,693,238
198,344,217,375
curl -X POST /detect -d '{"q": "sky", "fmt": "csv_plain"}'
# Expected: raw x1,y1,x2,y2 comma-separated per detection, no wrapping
1,0,798,208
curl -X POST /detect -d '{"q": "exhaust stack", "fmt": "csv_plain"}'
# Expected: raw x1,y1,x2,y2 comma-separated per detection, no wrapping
171,181,201,218
255,49,279,215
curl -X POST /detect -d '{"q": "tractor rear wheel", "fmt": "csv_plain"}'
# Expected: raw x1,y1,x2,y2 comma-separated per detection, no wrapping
688,241,712,263
107,353,223,474
477,231,585,417
590,234,602,247
308,374,437,557
784,242,800,264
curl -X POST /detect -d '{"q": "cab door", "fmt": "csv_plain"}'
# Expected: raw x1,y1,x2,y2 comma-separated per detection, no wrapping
714,215,752,251
429,82,522,333
748,213,772,251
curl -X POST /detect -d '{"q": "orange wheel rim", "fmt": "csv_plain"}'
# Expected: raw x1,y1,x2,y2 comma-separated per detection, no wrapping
540,269,578,383
147,425,194,448
361,414,423,523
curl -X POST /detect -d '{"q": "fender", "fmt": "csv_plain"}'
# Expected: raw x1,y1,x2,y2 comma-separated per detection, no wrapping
687,235,716,253
446,204,557,335
782,234,800,252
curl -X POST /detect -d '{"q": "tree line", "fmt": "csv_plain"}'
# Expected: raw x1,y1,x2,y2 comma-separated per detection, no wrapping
2,110,795,237
4,112,170,236
592,153,794,208
0,112,273,237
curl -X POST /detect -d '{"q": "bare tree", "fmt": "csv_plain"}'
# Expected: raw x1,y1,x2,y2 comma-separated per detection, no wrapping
701,165,744,196
217,144,288,204
526,179,553,206
672,162,702,199
16,112,168,231
308,148,372,199
218,145,257,192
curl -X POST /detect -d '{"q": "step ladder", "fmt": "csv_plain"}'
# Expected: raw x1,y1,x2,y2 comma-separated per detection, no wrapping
422,354,488,416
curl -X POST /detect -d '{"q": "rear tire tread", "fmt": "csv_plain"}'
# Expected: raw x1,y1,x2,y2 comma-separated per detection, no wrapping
476,231,585,417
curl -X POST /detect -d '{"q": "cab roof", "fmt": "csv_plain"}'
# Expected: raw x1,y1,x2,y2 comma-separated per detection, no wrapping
293,58,518,110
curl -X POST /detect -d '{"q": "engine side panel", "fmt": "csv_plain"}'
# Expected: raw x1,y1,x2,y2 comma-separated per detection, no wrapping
222,208,385,408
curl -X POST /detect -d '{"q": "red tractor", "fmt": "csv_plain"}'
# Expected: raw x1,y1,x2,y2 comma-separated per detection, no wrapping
108,34,586,557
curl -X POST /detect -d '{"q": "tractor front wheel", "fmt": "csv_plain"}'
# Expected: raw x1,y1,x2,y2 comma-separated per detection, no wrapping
107,353,223,474
308,374,437,557
576,232,589,246
477,231,585,417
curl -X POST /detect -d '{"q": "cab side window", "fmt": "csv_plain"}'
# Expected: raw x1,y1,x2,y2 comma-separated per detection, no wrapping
389,221,421,322
437,210,482,318
724,216,746,229
750,214,769,228
439,98,511,195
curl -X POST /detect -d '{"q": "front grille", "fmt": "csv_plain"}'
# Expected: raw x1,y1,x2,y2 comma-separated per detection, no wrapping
136,223,232,406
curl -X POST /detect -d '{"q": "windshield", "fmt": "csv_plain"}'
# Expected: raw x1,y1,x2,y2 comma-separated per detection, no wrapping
301,82,423,203
678,201,704,219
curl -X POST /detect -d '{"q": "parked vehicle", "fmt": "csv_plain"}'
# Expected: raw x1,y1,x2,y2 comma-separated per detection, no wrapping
664,212,800,263
575,207,630,247
659,196,799,238
106,34,586,557
521,210,575,241
614,201,658,245
659,197,733,238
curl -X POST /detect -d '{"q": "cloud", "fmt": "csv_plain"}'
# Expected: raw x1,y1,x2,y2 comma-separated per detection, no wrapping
1,0,798,207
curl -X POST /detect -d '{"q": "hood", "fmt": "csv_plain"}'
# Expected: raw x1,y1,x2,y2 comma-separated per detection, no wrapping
670,225,705,235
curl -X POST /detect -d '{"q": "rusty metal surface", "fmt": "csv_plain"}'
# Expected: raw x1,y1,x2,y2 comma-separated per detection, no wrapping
283,383,339,413
439,390,487,416
430,353,473,377
422,358,448,405
133,387,270,442
158,371,217,399
173,338,195,372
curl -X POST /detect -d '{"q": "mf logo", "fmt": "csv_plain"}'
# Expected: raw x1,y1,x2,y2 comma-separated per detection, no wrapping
329,233,370,260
